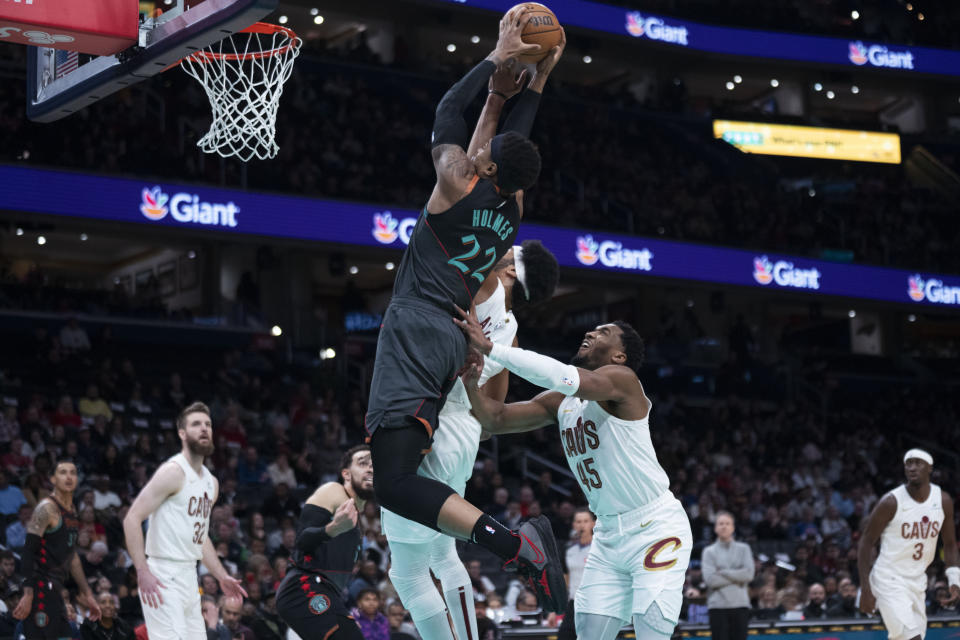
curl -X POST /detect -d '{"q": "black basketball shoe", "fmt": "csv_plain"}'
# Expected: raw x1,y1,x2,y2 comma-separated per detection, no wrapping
502,515,568,613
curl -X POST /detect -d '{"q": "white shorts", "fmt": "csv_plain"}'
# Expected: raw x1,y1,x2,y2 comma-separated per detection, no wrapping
576,493,692,624
382,408,480,544
871,566,927,640
142,557,205,640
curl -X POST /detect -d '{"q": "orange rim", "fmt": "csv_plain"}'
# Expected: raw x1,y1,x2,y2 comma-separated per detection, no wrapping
185,22,299,63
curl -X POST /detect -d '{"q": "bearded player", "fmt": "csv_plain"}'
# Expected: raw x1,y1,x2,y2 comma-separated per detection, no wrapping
123,402,246,639
457,314,693,640
277,445,374,640
365,6,568,612
859,449,959,640
13,459,101,639
382,239,559,640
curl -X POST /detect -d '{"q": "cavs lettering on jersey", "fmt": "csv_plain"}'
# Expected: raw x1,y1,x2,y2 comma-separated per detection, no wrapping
443,279,517,413
557,396,669,517
146,453,216,563
874,484,944,579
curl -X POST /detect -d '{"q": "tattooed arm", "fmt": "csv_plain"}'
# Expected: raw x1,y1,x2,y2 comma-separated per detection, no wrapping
12,501,54,619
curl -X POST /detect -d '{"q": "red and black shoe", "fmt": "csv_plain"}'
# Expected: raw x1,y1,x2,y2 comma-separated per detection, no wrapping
501,515,568,613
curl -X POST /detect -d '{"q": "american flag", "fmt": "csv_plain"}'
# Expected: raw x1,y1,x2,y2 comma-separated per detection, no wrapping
55,49,78,79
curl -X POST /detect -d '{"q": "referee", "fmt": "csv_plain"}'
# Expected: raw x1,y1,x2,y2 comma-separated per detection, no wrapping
702,512,754,640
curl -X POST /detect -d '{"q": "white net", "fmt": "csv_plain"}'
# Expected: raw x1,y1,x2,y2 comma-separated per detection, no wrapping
181,24,302,161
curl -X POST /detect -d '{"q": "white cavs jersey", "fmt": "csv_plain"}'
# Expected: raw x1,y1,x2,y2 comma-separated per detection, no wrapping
556,396,669,516
874,484,944,579
382,280,517,543
145,453,216,562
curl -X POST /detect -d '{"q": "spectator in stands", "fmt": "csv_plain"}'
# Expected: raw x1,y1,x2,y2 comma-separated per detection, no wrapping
827,578,861,618
755,507,789,540
81,540,111,581
60,318,92,353
352,588,389,640
791,546,823,585
237,445,268,487
1,550,23,593
1,437,31,475
266,452,296,488
929,583,959,616
348,560,382,605
0,586,21,638
0,469,26,518
467,560,497,603
820,506,851,548
386,601,419,638
752,586,783,620
201,594,231,640
78,384,112,421
5,503,31,549
80,592,134,640
513,589,543,624
220,595,255,640
249,589,286,640
92,474,122,512
53,395,83,429
803,583,828,619
260,482,300,522
704,512,754,640
0,405,18,447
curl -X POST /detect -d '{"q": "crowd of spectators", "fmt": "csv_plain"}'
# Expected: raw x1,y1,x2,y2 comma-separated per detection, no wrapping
0,297,956,640
3,32,960,275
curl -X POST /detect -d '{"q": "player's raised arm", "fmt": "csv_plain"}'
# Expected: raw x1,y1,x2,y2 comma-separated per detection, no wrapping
429,8,536,206
463,359,560,434
942,493,960,603
857,493,897,614
500,26,564,139
465,60,527,160
295,482,358,549
122,461,184,608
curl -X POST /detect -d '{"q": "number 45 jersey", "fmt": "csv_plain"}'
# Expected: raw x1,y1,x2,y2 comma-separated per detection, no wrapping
557,396,670,517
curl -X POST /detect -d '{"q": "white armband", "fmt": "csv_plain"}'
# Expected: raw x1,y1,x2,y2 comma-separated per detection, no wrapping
488,343,580,396
947,566,960,589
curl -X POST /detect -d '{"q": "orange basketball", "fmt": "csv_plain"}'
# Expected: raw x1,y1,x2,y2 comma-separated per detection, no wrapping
513,3,562,64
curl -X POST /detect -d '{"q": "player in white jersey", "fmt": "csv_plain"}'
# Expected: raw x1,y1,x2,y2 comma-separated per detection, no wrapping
123,401,247,640
858,449,959,640
456,315,692,640
382,240,559,640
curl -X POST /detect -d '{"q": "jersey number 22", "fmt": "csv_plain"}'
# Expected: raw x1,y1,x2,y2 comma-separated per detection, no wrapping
448,234,497,283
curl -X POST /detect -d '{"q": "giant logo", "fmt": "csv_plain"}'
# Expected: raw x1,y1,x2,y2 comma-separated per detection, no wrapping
752,256,821,290
625,12,689,45
372,212,417,245
907,274,960,305
848,41,914,69
575,235,653,271
139,186,238,227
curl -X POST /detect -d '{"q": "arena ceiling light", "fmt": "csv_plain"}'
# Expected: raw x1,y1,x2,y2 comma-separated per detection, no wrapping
471,35,480,44
814,82,823,91
349,265,359,274
310,8,319,15
582,55,592,63
725,81,735,90
851,10,860,19
770,79,779,87
826,90,836,99
852,85,860,94
313,15,324,24
271,325,283,336
385,262,395,271
37,235,46,245
848,310,857,318
278,15,288,24
15,227,23,236
734,75,743,83
320,347,337,360
80,233,88,241
447,44,457,52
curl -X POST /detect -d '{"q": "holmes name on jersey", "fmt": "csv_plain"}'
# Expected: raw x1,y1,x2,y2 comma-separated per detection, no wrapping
472,209,514,241
188,492,213,519
902,518,940,540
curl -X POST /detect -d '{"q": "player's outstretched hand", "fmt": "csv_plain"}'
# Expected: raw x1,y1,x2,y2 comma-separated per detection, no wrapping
218,575,248,601
12,591,32,620
858,586,876,615
459,350,484,389
79,591,102,621
453,304,494,355
329,498,359,537
535,28,565,78
492,6,539,63
489,58,528,100
137,566,167,609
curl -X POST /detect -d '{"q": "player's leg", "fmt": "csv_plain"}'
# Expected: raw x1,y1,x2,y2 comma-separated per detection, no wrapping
429,535,478,640
389,539,455,640
277,569,360,640
632,602,677,640
183,575,207,639
574,536,632,640
574,613,626,640
556,597,577,640
140,560,183,640
22,578,71,640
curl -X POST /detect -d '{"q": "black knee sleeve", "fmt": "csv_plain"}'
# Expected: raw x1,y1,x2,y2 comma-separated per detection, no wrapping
370,423,456,531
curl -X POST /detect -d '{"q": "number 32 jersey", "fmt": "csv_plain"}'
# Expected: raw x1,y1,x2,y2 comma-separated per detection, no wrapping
874,484,944,580
557,396,670,517
145,453,216,562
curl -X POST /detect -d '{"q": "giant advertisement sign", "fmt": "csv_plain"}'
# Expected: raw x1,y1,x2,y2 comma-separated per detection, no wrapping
3,165,960,308
434,0,960,77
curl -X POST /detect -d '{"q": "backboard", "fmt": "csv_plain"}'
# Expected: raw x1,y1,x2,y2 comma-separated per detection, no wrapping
22,0,276,122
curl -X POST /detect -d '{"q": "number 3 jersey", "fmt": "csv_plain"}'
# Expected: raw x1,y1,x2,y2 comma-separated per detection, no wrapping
394,176,520,313
145,453,216,562
873,484,944,580
557,396,670,517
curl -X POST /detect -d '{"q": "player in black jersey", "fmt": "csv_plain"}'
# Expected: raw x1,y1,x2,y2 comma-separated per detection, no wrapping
13,460,101,640
276,445,374,640
365,6,568,615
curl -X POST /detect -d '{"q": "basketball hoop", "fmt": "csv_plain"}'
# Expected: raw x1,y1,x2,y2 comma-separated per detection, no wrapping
181,22,301,161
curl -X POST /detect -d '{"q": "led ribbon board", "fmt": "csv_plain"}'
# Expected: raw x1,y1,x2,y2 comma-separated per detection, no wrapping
713,120,901,164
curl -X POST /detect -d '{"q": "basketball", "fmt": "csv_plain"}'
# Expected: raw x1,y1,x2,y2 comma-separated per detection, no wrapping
513,3,562,64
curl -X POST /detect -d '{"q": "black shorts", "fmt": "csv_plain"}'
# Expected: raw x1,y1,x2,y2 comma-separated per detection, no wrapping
277,568,355,639
22,578,71,640
365,297,466,438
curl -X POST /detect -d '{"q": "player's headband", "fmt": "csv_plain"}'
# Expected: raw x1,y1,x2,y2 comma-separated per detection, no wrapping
513,244,530,300
903,448,933,466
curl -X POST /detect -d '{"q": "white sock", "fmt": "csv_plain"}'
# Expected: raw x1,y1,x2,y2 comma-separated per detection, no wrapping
444,584,479,640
